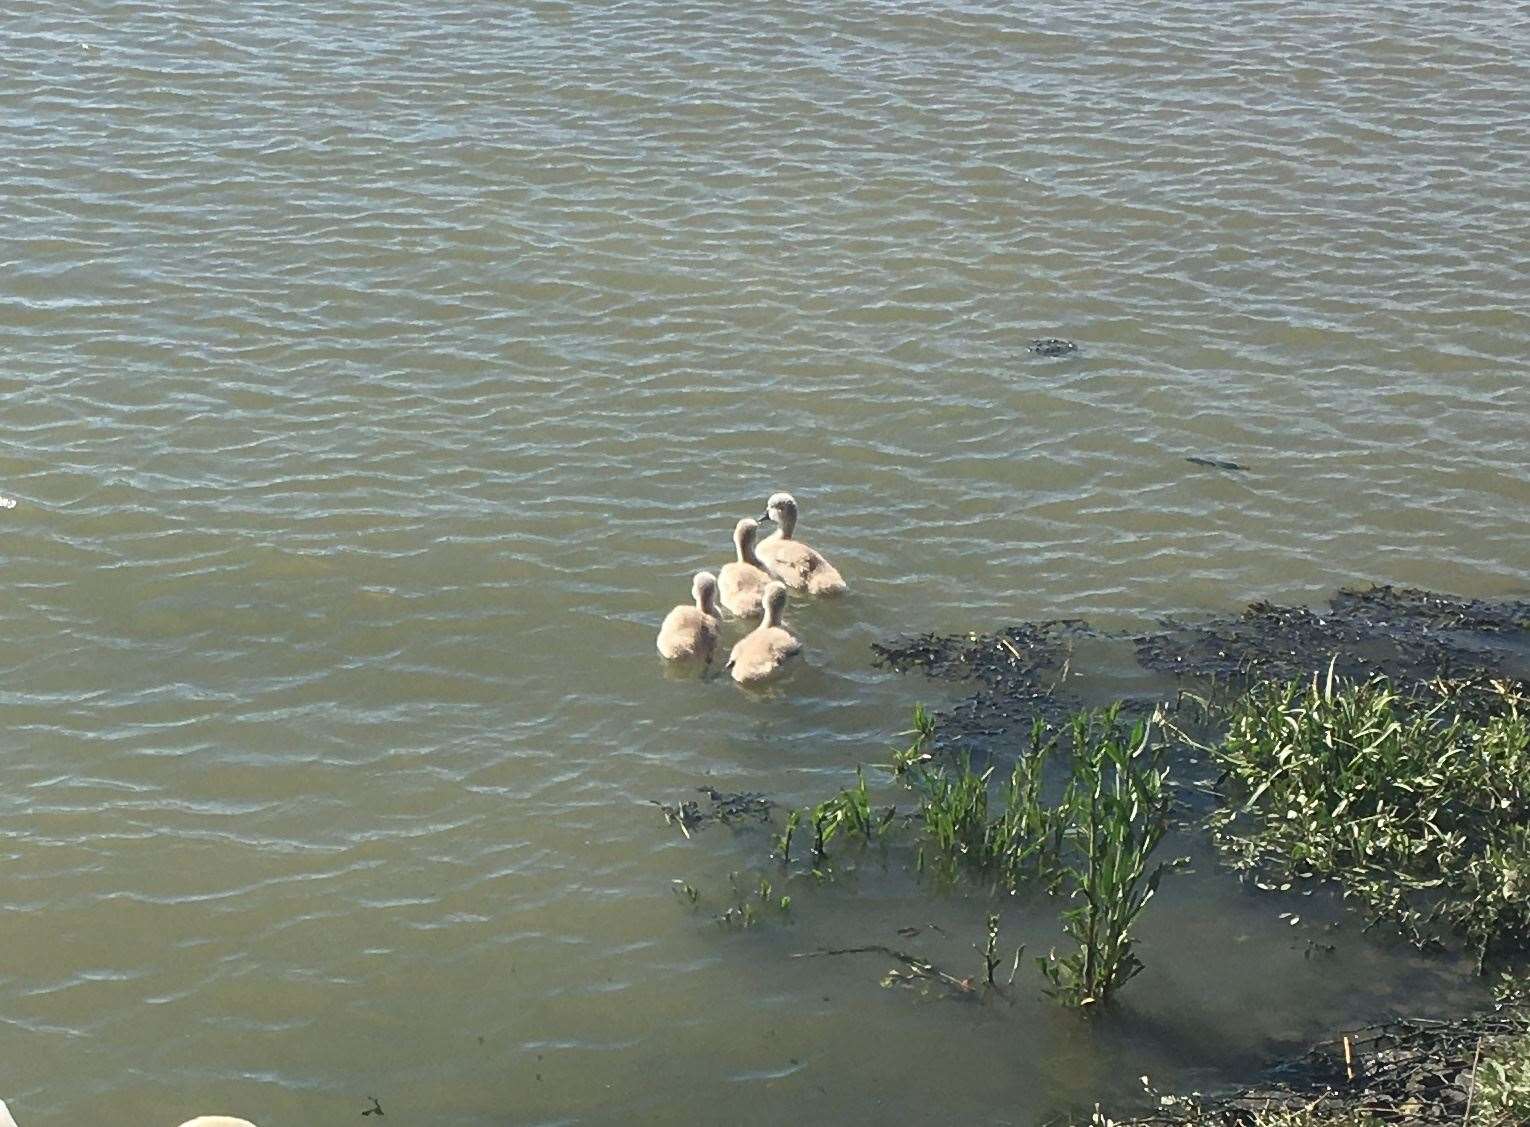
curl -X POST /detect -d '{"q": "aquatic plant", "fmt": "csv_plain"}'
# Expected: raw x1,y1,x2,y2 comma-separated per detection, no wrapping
774,808,801,864
976,912,1021,991
1041,707,1177,1007
805,768,893,866
892,704,1178,1006
895,716,1066,891
715,871,793,928
1208,668,1530,968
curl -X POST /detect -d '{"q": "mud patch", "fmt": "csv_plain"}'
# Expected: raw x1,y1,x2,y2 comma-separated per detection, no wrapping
872,586,1529,753
1135,585,1530,688
871,620,1093,747
1105,999,1530,1127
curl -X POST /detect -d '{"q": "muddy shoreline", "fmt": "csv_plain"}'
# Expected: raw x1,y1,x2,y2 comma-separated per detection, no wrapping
1088,993,1529,1126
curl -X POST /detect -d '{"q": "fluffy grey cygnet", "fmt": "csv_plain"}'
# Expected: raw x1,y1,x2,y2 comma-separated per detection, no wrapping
656,571,721,662
725,582,802,685
755,492,845,595
717,518,771,618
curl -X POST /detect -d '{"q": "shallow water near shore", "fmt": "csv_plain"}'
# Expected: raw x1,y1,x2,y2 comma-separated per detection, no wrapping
3,1,1529,1123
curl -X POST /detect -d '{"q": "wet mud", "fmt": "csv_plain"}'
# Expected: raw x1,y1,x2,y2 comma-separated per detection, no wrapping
873,585,1530,749
871,620,1093,747
1103,1000,1529,1127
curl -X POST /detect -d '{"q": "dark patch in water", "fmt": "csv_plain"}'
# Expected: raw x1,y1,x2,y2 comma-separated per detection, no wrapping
1136,585,1530,688
696,786,773,823
1185,455,1246,471
651,787,773,837
1028,337,1078,357
873,586,1530,749
871,620,1092,747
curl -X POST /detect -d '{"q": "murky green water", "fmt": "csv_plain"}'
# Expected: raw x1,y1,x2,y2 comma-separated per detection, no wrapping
3,1,1528,1123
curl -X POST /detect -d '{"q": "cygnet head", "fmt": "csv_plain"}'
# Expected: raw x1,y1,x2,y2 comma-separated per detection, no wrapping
692,570,720,614
176,1119,260,1127
759,492,799,537
732,517,760,560
760,581,789,627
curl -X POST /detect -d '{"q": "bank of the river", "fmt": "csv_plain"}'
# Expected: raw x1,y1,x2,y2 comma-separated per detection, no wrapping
1087,989,1530,1126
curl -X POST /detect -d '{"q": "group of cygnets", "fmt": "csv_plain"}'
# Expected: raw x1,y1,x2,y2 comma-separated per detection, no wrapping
656,492,845,685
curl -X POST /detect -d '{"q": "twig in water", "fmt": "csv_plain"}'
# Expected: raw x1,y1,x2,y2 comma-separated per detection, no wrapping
792,945,976,997
1461,1034,1482,1126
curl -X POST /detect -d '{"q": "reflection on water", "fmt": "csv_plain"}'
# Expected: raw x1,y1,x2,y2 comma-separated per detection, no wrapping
2,0,1528,1122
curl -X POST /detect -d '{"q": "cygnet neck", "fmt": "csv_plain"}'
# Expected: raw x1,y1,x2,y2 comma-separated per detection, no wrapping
696,585,719,617
761,593,785,628
735,525,762,567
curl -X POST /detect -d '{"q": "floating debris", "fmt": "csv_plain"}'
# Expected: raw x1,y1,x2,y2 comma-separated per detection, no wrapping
792,945,980,1001
651,787,773,838
0,496,16,509
1028,337,1077,357
651,799,705,838
1185,456,1246,472
696,786,772,824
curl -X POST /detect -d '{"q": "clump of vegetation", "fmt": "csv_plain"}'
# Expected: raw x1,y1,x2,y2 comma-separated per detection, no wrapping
897,704,1179,1007
1205,668,1530,968
806,768,894,865
1041,708,1178,1007
714,871,793,929
898,715,1066,892
1471,1027,1530,1126
652,786,773,839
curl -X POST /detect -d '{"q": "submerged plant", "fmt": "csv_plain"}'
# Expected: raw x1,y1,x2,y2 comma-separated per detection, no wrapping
889,704,1178,1006
1041,707,1177,1007
890,702,937,775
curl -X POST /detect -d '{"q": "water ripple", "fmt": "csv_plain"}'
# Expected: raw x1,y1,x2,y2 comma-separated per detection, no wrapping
4,0,1529,1121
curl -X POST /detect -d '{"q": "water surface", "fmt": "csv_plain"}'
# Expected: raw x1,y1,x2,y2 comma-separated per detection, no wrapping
3,1,1528,1123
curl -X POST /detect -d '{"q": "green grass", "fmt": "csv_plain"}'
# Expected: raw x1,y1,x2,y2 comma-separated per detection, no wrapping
1041,707,1178,1007
896,715,1066,891
1205,669,1530,968
1471,1026,1530,1126
896,704,1179,1007
808,767,893,865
